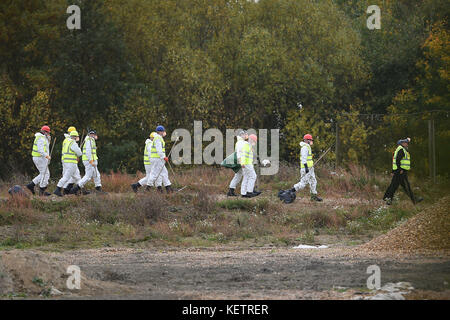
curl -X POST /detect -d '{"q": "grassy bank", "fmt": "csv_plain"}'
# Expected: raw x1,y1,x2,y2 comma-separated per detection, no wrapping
0,164,448,250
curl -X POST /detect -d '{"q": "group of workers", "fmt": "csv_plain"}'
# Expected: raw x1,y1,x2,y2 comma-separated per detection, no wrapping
26,126,105,197
24,124,422,205
130,126,173,193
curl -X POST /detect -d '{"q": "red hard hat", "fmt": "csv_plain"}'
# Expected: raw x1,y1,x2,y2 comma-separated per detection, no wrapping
303,134,313,140
41,125,50,133
249,134,258,142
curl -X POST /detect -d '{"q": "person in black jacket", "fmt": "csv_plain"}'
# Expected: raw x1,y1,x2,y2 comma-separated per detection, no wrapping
383,138,423,205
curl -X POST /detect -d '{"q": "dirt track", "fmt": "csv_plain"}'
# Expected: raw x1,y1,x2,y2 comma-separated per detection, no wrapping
41,247,449,299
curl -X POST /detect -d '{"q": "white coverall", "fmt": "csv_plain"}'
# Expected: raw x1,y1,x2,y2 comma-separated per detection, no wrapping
240,141,257,196
229,136,246,190
146,136,171,187
62,133,81,188
57,140,83,188
78,136,101,188
32,133,51,188
293,142,317,194
138,139,162,187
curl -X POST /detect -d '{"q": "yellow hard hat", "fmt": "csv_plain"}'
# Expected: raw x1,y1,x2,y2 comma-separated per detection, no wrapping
150,132,157,139
70,130,79,137
68,126,76,133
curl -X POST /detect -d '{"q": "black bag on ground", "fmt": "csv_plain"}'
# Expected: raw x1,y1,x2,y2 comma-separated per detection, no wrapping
278,189,296,204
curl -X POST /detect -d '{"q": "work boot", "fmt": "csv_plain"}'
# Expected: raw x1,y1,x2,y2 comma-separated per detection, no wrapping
165,185,174,194
70,185,81,195
415,196,423,204
95,186,107,195
66,183,74,193
241,193,252,198
227,188,237,197
385,198,392,205
157,186,163,193
39,187,51,197
82,188,91,195
251,190,261,196
145,185,152,192
26,182,36,195
131,183,141,193
310,194,323,202
53,187,63,197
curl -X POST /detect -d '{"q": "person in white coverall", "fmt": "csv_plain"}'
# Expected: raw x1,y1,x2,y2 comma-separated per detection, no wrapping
26,125,52,196
240,134,260,198
145,125,173,193
62,126,82,195
130,132,162,192
290,134,323,202
71,129,106,195
227,131,261,197
53,130,83,197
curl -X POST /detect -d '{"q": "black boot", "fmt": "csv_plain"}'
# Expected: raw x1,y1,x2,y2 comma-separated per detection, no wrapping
253,186,262,196
53,186,63,197
157,186,163,193
145,185,152,192
165,185,174,194
39,187,51,197
26,182,36,195
310,194,323,202
70,185,80,195
95,186,107,195
241,193,252,198
227,188,237,197
131,183,141,193
63,187,72,195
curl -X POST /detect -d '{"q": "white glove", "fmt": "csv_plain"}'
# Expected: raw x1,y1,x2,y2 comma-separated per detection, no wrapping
261,159,271,166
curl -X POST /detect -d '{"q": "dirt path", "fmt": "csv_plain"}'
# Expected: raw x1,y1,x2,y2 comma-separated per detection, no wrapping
42,247,449,299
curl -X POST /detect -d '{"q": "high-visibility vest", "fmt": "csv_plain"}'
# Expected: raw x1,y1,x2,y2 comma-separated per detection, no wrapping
241,142,253,165
143,140,152,165
392,145,410,170
31,135,47,157
82,137,98,161
61,137,71,161
150,135,165,158
300,144,314,168
62,139,78,163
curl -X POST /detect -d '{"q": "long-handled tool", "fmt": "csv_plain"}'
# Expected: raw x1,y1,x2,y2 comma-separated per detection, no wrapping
41,136,57,186
314,142,335,167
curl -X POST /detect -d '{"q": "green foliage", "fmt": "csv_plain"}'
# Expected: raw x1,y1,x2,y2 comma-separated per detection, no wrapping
0,0,448,177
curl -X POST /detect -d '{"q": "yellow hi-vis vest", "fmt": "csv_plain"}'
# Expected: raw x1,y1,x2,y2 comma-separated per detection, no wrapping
31,135,47,157
241,142,253,165
62,139,78,163
392,145,410,170
61,137,71,161
300,144,314,168
143,140,152,165
150,135,165,158
82,137,98,161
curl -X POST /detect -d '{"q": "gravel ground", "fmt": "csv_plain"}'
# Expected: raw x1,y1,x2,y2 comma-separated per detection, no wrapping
42,247,450,299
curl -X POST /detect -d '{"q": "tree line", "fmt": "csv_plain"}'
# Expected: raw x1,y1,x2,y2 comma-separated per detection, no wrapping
0,0,448,179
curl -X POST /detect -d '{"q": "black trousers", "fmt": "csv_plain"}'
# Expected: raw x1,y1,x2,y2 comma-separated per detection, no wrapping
383,170,416,204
